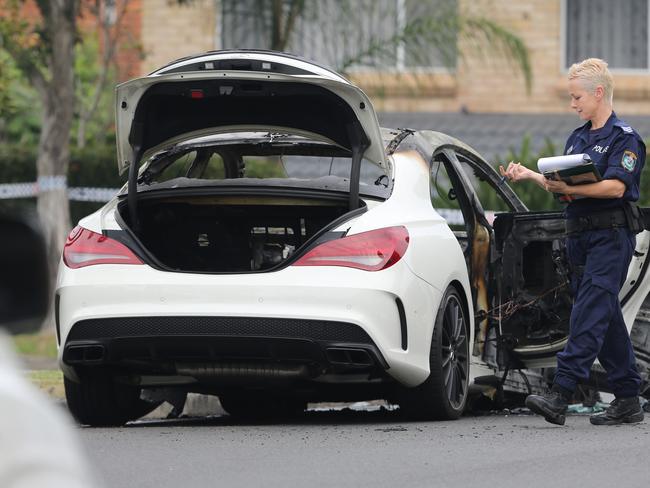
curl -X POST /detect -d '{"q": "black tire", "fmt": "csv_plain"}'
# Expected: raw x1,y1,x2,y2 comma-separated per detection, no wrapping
399,286,470,420
219,393,307,420
64,373,159,426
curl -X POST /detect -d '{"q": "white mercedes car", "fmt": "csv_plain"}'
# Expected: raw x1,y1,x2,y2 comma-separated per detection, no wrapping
56,51,650,426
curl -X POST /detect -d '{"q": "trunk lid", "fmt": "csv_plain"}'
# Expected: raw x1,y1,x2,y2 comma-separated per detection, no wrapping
115,50,386,175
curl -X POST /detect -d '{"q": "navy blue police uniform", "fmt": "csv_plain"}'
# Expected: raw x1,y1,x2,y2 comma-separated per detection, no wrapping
554,112,646,398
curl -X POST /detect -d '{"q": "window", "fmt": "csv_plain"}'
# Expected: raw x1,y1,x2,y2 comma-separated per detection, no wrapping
140,134,391,199
220,0,457,71
455,154,513,213
430,154,466,232
148,150,226,183
564,0,649,70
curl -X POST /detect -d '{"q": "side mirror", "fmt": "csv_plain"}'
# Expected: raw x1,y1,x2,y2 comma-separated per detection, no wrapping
0,213,50,334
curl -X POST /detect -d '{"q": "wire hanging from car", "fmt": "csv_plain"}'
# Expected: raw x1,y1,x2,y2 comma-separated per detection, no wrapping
474,280,569,323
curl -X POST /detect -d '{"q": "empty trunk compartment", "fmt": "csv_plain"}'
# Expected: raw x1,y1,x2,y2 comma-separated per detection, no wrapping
117,194,355,272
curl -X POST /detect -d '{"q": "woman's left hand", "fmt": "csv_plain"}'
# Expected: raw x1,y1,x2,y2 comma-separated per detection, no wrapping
544,178,570,194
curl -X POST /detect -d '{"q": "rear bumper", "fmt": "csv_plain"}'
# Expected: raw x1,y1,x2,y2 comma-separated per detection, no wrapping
63,316,388,375
56,262,441,387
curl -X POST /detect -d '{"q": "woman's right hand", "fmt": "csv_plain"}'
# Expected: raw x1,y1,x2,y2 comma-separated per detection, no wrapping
499,161,531,183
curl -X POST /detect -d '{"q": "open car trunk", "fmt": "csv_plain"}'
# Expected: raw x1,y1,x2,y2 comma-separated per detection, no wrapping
116,193,355,273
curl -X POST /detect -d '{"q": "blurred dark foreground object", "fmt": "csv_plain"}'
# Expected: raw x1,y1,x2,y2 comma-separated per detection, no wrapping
0,211,98,487
0,212,49,333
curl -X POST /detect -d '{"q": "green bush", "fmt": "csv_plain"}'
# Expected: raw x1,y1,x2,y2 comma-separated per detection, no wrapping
490,134,561,212
0,144,37,181
0,142,124,224
0,143,123,186
0,51,41,147
67,144,124,187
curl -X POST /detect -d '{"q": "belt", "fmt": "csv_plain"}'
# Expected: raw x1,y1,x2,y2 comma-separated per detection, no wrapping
566,209,628,235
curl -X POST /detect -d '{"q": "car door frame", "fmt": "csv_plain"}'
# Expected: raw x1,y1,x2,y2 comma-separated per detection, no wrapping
430,147,505,364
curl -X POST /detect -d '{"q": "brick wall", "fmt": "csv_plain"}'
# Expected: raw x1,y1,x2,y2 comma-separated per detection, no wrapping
456,0,564,113
140,0,217,74
136,0,650,115
456,0,650,115
112,0,143,81
362,0,650,115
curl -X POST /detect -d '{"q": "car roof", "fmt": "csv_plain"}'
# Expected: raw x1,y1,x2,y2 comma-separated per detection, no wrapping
381,127,487,161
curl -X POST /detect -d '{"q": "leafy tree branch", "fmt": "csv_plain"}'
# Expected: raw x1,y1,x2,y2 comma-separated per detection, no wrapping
337,11,531,93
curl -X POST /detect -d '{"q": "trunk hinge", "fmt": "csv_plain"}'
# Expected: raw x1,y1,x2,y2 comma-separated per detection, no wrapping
127,160,139,232
349,144,361,211
127,122,144,232
347,124,369,211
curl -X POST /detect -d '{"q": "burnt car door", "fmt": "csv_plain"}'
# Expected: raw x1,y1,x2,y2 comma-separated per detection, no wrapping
416,130,524,368
447,149,574,369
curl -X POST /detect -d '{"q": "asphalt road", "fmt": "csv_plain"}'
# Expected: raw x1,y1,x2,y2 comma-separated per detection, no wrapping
77,405,650,488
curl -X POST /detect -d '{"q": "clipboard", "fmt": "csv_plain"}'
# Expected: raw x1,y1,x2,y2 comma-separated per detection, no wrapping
537,154,602,203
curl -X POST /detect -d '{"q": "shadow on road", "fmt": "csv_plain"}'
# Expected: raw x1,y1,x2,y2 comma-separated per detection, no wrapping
119,405,539,430
124,407,409,429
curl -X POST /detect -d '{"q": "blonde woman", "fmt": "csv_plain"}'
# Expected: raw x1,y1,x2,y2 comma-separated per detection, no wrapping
500,58,645,426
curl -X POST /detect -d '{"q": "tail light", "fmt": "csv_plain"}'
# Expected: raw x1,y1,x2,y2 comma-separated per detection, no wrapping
293,226,409,272
63,226,143,269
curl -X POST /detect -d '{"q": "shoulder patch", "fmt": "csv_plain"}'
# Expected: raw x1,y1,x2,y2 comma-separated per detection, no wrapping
622,150,637,172
622,126,634,133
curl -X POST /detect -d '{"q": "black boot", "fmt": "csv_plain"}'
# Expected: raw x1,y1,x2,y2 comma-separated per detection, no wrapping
590,397,644,425
525,386,569,426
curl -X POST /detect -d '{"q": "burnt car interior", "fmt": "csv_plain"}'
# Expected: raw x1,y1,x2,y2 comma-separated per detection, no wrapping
493,212,572,348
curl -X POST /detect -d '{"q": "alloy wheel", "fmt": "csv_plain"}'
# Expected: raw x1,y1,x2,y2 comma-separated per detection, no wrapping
440,295,468,409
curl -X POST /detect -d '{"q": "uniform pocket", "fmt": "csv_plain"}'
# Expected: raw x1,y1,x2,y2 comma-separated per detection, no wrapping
583,228,631,295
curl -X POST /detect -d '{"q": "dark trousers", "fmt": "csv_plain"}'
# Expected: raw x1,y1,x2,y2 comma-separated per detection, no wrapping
554,227,641,397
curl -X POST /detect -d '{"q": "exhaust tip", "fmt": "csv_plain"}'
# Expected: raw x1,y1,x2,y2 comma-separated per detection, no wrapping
63,343,106,364
325,347,374,367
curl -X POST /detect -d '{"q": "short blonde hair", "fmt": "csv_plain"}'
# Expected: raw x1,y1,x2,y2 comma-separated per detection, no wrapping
568,58,614,104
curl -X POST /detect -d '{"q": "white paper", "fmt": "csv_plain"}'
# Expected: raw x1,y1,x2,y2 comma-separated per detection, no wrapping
537,153,591,173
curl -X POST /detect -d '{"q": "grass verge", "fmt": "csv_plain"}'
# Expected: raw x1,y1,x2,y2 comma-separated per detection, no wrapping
27,370,65,400
13,332,58,358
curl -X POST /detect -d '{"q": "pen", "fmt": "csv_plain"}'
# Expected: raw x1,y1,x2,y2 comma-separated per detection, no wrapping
498,161,513,186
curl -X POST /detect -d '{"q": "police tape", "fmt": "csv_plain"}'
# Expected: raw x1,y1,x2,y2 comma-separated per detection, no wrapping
0,183,37,199
0,182,120,202
0,182,493,225
68,187,121,202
